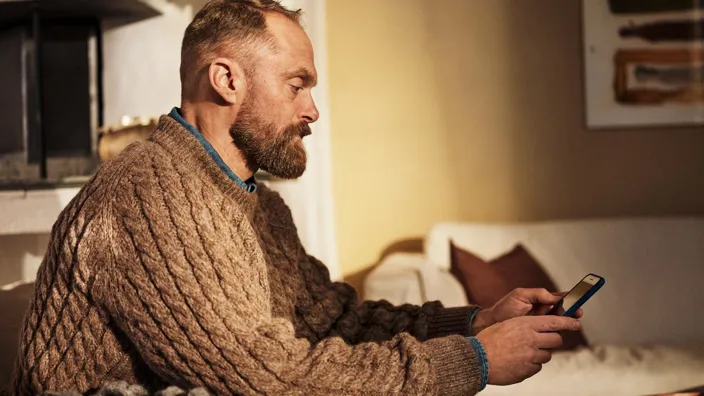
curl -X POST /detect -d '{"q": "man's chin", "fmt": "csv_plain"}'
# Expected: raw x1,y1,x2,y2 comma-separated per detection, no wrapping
253,143,307,180
260,161,306,180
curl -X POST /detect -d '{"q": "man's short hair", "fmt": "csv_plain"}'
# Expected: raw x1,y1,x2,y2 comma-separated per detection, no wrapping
180,0,302,92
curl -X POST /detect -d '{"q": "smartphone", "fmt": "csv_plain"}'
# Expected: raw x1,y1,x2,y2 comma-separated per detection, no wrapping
548,274,605,317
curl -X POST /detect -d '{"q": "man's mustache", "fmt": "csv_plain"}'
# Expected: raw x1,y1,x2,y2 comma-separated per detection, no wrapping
292,122,311,138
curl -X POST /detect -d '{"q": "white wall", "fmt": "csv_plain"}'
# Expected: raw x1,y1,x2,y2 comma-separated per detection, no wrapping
103,0,196,125
271,0,340,281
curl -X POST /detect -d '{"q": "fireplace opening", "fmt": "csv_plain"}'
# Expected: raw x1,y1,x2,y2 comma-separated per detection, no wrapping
0,0,160,190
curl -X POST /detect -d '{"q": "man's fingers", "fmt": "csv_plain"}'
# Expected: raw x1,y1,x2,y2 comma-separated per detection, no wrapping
531,316,581,332
526,363,543,378
532,349,553,364
550,304,566,316
535,332,563,350
540,306,584,318
535,297,565,316
522,288,561,305
535,304,556,316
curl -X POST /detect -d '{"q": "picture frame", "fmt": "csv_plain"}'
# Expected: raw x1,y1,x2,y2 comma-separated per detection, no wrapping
583,0,704,128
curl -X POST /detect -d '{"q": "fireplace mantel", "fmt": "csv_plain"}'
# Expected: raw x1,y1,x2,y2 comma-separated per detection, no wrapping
0,187,80,236
0,170,276,236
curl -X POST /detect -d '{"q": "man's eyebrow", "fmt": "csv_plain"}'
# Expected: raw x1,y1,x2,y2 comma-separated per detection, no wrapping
285,67,318,87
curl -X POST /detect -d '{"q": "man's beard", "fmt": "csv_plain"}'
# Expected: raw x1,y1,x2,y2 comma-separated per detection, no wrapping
229,102,311,180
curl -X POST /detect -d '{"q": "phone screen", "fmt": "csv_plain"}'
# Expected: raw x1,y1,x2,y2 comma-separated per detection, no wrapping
552,274,601,314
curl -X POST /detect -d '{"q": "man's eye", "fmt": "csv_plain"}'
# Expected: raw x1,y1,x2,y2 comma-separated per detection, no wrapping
290,85,303,94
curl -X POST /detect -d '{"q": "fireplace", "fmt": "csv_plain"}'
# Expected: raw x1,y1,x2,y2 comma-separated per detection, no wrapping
0,0,160,189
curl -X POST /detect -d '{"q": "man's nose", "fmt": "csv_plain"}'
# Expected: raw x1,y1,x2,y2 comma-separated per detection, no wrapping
301,94,319,123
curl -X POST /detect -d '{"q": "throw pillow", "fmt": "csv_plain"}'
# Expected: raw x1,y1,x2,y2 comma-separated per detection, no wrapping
492,245,559,292
449,241,589,350
449,241,511,308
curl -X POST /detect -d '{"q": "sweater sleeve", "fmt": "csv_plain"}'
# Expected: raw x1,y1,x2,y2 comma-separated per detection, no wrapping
93,179,483,396
302,254,481,343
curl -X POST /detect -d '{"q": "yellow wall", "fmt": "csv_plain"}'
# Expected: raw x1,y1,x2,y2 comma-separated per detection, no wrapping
327,0,704,291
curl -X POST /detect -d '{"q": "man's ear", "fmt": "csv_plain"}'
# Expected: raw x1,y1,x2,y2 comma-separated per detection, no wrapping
208,58,246,105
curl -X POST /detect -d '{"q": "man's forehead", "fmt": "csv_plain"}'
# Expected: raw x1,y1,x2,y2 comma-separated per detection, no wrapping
264,13,317,84
265,14,313,55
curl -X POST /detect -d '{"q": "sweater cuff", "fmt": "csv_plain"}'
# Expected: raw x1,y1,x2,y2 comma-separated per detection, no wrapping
426,306,474,339
468,306,482,335
468,336,489,390
426,335,483,395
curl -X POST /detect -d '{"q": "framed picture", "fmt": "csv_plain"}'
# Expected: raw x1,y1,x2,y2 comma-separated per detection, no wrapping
583,0,704,128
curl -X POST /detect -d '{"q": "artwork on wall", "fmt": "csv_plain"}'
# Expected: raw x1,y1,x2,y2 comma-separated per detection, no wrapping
583,0,704,128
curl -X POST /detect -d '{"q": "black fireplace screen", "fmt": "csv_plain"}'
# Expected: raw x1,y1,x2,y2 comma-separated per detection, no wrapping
0,15,101,188
0,0,160,190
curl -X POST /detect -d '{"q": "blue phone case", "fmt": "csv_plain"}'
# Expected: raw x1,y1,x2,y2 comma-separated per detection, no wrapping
562,273,605,317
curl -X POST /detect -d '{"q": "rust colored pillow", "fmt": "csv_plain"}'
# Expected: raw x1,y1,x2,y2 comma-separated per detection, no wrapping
492,245,559,291
449,241,512,308
449,241,589,350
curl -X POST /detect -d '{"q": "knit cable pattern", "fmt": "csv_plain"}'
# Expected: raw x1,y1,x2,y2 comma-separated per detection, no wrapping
11,116,482,395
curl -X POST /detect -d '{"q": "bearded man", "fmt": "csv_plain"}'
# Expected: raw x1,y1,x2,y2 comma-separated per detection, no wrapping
11,1,581,395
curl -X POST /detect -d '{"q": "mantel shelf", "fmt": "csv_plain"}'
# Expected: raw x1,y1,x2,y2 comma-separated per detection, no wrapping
0,0,162,28
0,186,81,236
0,171,278,236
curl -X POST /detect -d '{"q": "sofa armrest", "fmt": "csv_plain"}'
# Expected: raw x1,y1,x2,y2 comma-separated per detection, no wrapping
363,253,470,309
418,262,469,308
363,253,425,305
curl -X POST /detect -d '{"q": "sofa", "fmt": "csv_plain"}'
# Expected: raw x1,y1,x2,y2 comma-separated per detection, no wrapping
364,217,704,396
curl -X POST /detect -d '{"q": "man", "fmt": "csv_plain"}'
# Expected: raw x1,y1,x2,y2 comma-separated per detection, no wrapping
11,1,582,395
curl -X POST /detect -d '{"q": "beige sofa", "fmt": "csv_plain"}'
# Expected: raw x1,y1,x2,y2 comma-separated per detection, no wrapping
364,217,704,396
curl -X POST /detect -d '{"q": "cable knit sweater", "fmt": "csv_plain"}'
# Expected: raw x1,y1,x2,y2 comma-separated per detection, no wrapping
11,116,483,395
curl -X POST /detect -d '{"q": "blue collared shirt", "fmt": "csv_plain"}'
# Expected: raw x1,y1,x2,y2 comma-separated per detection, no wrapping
169,107,257,193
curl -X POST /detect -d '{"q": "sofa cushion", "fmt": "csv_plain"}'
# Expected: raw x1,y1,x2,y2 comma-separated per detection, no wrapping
479,345,704,396
450,242,588,350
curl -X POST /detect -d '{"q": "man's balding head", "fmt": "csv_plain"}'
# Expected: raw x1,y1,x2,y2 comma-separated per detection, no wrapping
180,0,302,96
178,0,318,181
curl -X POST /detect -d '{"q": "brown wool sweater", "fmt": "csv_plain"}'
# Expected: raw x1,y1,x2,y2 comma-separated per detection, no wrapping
11,116,483,395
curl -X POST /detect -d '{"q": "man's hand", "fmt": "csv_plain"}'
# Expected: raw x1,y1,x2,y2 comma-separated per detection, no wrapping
476,315,581,385
471,288,584,334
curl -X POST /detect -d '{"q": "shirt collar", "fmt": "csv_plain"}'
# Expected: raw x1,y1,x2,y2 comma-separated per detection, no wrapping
169,107,257,193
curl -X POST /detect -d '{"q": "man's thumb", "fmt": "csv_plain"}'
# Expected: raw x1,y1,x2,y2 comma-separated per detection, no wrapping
531,289,562,305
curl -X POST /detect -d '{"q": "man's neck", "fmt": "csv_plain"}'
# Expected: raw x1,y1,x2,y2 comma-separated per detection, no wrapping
179,102,255,181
